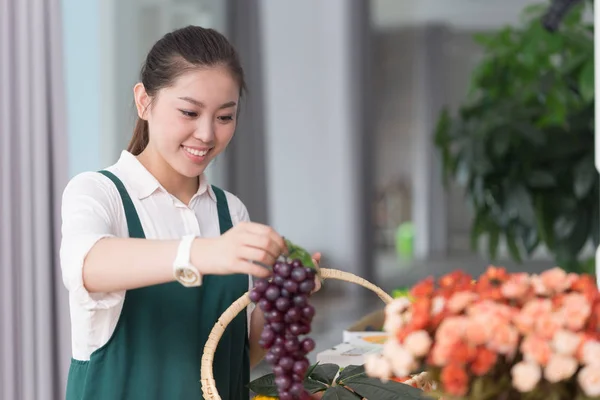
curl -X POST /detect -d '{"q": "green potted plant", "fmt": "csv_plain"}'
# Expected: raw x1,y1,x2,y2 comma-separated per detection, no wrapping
434,1,596,273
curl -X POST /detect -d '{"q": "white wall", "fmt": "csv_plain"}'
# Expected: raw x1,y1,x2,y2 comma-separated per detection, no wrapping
372,0,547,30
258,0,366,275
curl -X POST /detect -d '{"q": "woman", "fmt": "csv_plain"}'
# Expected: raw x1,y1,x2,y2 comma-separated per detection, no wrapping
60,25,320,400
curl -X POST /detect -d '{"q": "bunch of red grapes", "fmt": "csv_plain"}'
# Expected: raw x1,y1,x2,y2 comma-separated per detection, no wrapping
249,258,317,400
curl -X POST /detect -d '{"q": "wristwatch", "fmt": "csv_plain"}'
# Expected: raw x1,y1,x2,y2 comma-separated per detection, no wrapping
173,235,202,287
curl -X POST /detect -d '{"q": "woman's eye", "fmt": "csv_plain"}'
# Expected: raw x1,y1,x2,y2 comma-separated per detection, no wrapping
179,110,198,118
218,115,234,123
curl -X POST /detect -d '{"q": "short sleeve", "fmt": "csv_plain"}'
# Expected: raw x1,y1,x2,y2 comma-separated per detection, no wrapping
60,171,125,310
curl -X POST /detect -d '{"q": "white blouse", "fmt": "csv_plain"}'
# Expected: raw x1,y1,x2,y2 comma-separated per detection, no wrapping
60,151,255,361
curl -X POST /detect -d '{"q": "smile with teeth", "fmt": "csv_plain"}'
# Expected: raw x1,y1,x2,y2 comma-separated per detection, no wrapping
182,146,210,157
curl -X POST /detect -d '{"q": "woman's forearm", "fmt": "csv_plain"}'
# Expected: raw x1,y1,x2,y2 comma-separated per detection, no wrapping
83,237,181,293
249,306,268,368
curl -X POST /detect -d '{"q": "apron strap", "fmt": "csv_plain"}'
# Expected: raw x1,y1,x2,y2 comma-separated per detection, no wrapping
98,170,146,239
211,185,234,234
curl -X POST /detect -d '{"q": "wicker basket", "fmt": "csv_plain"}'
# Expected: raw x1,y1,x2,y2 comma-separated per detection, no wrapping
200,268,394,399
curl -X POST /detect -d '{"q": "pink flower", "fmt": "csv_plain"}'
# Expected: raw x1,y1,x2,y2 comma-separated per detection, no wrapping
382,341,417,377
432,296,446,315
540,267,571,294
436,316,466,346
578,365,600,397
561,293,591,331
364,354,393,382
521,335,552,366
447,292,478,314
431,342,453,367
501,273,530,300
511,361,541,393
514,299,552,335
465,316,493,346
383,314,404,334
403,330,432,358
385,297,411,317
581,340,600,366
535,312,564,340
544,354,578,383
488,324,519,356
552,329,582,356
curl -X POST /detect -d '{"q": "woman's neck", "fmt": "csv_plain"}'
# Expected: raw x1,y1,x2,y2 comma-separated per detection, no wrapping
136,148,199,205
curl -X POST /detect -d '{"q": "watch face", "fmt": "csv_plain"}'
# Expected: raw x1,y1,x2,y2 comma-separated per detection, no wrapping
175,267,200,286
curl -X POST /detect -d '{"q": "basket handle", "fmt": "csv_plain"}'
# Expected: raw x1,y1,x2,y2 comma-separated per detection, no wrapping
200,268,393,399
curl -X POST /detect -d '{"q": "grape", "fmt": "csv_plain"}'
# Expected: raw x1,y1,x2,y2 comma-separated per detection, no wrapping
283,280,298,293
284,339,300,353
265,285,281,301
301,338,316,352
291,268,307,283
266,310,284,323
289,383,305,396
292,295,307,308
279,392,293,400
258,298,273,312
293,359,309,376
279,263,292,278
279,356,294,371
276,297,291,312
285,308,301,323
274,275,286,287
249,290,262,303
265,352,279,365
289,323,302,336
254,278,269,293
275,375,292,390
299,280,315,294
301,305,315,319
252,256,318,400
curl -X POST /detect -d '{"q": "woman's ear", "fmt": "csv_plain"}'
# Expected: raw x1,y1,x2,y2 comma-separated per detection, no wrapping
133,83,151,120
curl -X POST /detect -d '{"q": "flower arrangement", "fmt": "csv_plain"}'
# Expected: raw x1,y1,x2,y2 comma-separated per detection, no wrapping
365,266,600,399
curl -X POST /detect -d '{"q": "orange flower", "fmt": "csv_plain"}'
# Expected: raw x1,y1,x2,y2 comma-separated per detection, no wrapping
449,340,477,365
441,363,469,397
411,276,435,299
470,347,497,376
410,298,432,331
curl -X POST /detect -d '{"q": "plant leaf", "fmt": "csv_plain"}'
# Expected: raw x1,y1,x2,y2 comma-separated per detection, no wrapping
574,155,596,199
579,59,594,103
248,373,279,397
304,379,329,394
506,227,523,263
321,386,361,400
527,170,556,188
284,238,317,269
305,362,320,380
506,184,536,226
310,363,340,385
343,375,427,400
336,365,365,383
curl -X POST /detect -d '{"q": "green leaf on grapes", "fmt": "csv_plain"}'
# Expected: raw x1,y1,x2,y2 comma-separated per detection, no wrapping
309,363,340,385
304,379,329,394
343,375,427,400
247,373,279,396
321,386,362,400
285,238,316,268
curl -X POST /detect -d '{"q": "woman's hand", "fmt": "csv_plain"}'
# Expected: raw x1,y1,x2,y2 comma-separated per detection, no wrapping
191,222,287,278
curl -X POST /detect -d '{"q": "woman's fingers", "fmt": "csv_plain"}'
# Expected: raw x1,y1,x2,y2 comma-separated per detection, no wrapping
236,260,272,278
238,245,277,267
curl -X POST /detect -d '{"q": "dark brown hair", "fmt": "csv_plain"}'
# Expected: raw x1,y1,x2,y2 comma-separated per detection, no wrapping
128,26,246,155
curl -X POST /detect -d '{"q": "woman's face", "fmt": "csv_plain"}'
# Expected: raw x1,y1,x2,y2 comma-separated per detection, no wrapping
135,66,239,178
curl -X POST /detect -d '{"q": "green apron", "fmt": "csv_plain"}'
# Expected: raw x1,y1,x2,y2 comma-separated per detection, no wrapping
65,170,250,400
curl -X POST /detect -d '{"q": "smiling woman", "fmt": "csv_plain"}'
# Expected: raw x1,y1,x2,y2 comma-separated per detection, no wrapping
59,25,317,400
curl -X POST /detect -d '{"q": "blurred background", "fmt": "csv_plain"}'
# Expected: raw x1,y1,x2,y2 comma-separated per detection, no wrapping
0,0,596,398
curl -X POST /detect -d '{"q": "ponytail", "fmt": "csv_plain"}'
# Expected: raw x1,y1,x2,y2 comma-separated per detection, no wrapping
128,117,149,156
